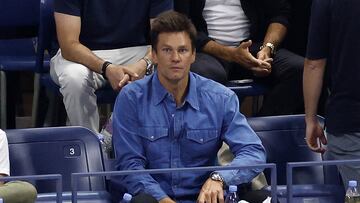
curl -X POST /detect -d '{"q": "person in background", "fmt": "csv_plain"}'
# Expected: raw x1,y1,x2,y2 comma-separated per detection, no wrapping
174,0,304,116
0,129,37,203
50,0,172,132
304,0,360,189
113,11,267,203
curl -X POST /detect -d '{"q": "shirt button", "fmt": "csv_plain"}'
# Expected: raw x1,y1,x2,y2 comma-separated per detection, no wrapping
171,114,174,117
200,138,204,142
150,136,154,139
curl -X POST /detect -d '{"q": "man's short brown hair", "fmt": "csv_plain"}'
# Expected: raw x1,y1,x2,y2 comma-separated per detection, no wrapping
151,11,197,52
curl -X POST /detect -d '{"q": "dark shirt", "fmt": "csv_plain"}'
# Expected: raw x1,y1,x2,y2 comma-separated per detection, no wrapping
113,72,266,202
306,0,360,133
174,0,291,50
54,0,172,50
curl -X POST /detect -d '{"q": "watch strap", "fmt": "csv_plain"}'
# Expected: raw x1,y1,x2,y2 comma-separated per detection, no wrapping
260,42,276,55
101,61,112,80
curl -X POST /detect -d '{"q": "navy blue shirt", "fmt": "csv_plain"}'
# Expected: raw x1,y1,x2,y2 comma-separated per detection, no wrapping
54,0,172,50
113,72,265,202
306,0,360,133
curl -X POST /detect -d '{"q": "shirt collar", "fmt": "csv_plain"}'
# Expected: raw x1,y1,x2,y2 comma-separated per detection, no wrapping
152,72,200,111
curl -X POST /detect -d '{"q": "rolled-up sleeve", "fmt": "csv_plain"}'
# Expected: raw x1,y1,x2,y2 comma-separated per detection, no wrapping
264,0,291,28
216,93,266,185
306,0,330,60
113,87,168,201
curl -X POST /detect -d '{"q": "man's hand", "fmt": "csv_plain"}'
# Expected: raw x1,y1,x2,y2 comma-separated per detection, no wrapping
251,48,273,77
305,118,327,153
126,59,148,80
229,40,269,69
197,178,224,203
159,197,176,203
105,64,139,91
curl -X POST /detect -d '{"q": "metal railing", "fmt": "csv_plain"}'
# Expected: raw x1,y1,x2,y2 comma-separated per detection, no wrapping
71,164,277,203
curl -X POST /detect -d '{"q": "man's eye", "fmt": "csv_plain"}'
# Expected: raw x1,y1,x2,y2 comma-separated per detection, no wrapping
163,48,171,53
178,48,188,53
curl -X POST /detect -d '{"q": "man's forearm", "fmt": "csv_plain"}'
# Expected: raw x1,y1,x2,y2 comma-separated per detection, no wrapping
262,23,287,48
60,42,105,74
303,58,327,122
202,40,234,62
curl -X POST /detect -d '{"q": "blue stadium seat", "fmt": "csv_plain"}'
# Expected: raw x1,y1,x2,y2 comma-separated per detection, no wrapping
0,0,50,129
226,79,267,115
5,126,111,202
247,114,344,203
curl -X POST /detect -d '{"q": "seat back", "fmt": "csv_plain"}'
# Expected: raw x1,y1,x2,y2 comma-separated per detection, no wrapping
6,127,106,193
36,0,57,73
0,0,39,39
247,114,324,185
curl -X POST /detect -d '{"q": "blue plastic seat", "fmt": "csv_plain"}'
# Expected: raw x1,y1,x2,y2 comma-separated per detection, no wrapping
247,114,344,203
226,79,267,115
6,126,111,202
0,0,50,129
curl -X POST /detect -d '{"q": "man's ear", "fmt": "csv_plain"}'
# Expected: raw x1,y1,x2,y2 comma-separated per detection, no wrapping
191,48,196,63
152,49,158,64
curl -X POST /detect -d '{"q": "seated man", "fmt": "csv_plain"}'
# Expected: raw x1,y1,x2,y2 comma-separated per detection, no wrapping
0,129,37,203
50,0,172,132
174,0,304,116
113,11,266,203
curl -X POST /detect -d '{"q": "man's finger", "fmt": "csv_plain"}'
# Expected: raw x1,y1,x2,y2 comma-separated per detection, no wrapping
239,40,252,49
264,58,273,63
123,67,139,78
119,74,130,88
218,190,224,203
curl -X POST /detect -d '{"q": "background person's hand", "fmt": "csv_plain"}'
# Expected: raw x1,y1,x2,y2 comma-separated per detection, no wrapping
230,40,267,69
305,118,327,153
251,58,273,77
105,64,139,91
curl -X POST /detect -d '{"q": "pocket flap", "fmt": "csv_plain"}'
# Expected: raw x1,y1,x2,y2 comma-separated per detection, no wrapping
138,127,168,141
186,129,218,144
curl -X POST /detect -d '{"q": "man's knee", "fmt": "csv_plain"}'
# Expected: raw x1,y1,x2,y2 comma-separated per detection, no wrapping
272,49,304,81
0,181,37,203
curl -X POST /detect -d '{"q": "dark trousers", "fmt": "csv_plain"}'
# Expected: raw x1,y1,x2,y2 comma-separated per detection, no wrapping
190,47,304,116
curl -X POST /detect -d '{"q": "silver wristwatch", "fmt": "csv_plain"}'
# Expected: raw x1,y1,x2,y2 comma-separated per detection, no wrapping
260,42,276,56
142,56,154,75
210,172,224,183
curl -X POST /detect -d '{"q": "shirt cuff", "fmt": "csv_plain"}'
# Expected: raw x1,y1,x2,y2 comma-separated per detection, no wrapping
144,183,168,201
217,169,256,186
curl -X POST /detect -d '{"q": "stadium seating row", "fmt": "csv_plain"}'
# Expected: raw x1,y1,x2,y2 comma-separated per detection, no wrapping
3,115,347,203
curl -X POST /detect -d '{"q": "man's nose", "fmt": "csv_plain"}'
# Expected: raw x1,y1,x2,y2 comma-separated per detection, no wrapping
171,51,181,62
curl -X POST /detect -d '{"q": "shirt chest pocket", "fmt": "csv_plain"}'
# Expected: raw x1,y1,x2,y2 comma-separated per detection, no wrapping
138,127,169,161
138,127,169,142
186,129,219,144
183,129,220,161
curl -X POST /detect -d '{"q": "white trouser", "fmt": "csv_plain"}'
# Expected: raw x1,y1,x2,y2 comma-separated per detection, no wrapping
50,46,148,132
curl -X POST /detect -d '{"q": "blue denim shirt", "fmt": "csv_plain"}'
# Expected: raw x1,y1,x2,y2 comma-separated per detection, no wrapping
113,72,266,202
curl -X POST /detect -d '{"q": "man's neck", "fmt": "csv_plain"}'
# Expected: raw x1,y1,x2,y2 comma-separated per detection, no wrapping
159,76,189,107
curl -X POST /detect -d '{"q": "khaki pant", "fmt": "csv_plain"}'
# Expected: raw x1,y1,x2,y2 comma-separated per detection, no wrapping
50,46,148,132
0,181,37,203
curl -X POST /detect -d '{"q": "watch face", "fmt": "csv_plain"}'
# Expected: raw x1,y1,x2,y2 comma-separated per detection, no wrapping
211,173,223,182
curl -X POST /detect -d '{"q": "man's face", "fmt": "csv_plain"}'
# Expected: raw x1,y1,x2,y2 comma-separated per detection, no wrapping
153,31,195,85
